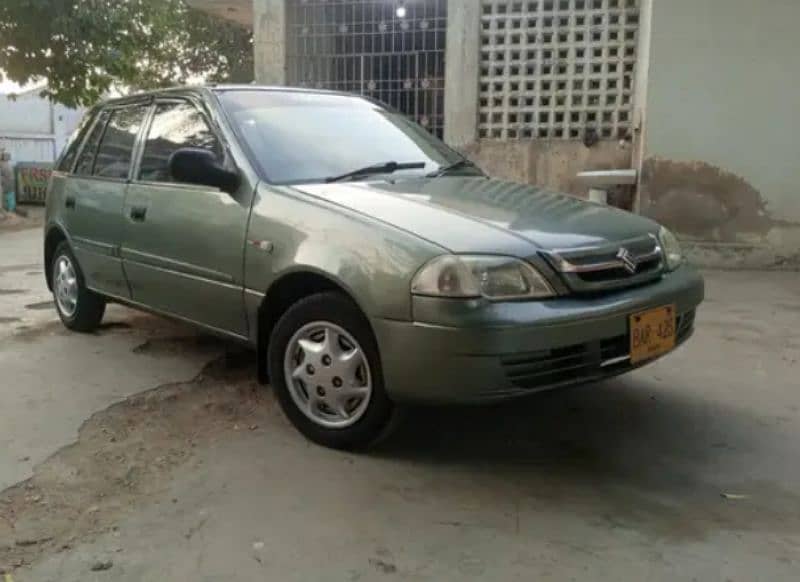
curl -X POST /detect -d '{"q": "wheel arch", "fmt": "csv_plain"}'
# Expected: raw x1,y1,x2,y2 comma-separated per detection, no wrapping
44,225,70,291
256,268,377,384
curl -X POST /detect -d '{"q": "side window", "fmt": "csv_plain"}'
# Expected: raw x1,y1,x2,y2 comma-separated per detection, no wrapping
57,111,95,173
138,101,222,183
73,110,110,176
92,105,149,179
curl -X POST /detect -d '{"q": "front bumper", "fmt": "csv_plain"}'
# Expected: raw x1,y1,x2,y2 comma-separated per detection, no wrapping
372,265,704,404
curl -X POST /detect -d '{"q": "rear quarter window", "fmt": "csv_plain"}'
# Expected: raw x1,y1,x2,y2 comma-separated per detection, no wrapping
74,110,111,176
56,111,95,173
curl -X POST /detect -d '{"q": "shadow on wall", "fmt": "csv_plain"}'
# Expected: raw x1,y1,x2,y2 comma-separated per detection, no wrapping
639,158,779,242
639,158,800,269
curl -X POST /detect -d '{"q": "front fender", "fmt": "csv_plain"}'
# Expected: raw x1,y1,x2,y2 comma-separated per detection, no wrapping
43,221,74,291
243,184,445,321
43,171,79,291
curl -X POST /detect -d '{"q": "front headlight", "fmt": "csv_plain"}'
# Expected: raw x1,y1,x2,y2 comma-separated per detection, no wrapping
411,255,555,300
658,227,684,271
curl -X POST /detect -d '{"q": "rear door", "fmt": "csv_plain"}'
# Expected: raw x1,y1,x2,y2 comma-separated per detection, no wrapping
63,102,149,298
120,98,250,337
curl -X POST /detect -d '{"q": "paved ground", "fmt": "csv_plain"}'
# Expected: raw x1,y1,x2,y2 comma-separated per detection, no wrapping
1,224,799,581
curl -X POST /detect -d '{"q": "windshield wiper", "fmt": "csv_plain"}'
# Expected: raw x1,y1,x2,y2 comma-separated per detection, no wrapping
325,161,427,183
426,159,480,178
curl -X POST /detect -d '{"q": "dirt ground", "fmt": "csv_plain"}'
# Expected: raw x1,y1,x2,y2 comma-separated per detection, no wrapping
1,225,799,581
1,342,259,571
0,206,45,233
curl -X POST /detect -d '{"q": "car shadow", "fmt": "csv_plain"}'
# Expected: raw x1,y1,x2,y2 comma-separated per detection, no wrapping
377,376,705,471
103,317,800,543
371,375,800,541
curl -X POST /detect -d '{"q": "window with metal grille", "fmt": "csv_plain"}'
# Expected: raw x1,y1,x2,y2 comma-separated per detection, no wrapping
478,0,640,140
286,0,447,137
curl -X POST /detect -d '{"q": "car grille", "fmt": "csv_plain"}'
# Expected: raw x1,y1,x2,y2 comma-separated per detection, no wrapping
501,309,696,391
542,235,665,293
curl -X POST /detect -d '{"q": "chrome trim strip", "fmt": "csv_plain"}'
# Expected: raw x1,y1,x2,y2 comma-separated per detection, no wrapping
244,288,266,299
545,234,664,275
601,355,631,368
548,233,660,256
551,247,664,274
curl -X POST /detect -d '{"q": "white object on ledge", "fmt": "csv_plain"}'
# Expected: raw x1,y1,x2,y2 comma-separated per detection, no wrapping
577,169,638,205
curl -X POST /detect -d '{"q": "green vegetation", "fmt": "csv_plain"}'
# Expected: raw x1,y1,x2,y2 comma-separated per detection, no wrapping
0,0,253,106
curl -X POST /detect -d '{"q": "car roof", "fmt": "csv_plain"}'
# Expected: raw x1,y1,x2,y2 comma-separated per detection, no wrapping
97,84,355,108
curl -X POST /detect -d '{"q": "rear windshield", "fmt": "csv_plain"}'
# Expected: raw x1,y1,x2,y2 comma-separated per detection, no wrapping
216,90,464,185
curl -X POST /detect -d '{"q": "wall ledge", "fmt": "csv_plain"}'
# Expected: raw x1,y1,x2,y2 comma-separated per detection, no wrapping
684,241,799,271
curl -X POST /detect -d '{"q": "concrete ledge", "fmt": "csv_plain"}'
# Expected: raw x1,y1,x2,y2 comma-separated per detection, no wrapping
186,0,252,28
684,241,800,271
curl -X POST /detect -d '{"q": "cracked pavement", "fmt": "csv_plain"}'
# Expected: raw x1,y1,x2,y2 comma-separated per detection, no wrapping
1,225,800,581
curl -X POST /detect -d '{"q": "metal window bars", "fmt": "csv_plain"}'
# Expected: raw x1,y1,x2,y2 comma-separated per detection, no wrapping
286,0,448,137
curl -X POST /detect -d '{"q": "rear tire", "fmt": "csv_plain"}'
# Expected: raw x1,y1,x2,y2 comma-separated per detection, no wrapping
268,292,393,450
51,241,106,332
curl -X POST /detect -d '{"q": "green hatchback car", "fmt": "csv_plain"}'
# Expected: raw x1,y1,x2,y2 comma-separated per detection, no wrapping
45,86,704,449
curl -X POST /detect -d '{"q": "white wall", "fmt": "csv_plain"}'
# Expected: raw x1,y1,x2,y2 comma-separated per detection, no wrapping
0,137,55,164
638,0,800,267
0,90,53,134
0,90,86,164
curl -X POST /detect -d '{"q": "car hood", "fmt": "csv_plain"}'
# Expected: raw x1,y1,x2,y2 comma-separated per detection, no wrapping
293,176,661,255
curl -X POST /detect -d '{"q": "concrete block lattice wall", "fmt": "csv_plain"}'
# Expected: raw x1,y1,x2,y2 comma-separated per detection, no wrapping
477,0,640,141
251,0,640,199
447,0,641,198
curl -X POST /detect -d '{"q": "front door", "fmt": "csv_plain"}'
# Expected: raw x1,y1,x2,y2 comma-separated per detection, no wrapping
120,99,250,337
65,103,149,298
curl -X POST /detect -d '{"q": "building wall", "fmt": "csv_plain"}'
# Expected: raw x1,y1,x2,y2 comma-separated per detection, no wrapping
638,0,800,268
447,0,642,201
0,90,85,164
251,0,643,202
463,139,634,204
245,0,800,268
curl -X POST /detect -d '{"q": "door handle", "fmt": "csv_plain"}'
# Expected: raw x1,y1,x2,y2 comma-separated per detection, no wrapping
130,206,147,222
65,196,76,210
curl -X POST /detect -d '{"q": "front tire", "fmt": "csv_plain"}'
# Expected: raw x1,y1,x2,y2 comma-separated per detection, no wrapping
52,241,106,332
268,292,393,450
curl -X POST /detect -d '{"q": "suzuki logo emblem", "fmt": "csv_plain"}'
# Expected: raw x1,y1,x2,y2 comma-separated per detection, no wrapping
617,247,638,274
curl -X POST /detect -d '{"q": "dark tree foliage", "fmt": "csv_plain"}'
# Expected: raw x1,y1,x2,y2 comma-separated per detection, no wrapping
0,0,253,107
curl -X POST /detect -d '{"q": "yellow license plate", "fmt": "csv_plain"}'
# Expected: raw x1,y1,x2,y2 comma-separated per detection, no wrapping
630,305,676,365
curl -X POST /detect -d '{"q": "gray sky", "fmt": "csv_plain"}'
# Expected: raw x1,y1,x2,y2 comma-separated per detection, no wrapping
0,78,25,94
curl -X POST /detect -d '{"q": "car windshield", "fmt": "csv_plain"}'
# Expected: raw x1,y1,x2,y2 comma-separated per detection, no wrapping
216,90,471,185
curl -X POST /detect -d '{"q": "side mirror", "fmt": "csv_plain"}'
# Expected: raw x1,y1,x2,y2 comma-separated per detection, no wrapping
168,147,240,194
